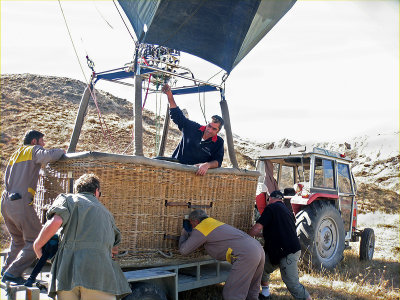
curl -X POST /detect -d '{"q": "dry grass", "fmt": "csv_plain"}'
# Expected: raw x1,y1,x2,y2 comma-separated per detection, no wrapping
356,183,399,214
180,212,399,300
298,252,399,299
180,251,399,300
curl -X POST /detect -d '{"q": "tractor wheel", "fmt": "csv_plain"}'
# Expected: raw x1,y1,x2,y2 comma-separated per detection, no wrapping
123,282,167,300
359,228,375,261
296,201,345,270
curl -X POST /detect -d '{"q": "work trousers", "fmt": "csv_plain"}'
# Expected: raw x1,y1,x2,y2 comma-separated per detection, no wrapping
262,250,310,300
1,192,42,276
57,286,116,300
223,246,265,300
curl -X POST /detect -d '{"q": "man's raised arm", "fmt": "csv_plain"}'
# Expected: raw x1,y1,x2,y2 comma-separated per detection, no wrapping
161,84,177,108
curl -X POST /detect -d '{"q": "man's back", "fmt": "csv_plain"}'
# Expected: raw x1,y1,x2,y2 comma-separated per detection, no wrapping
48,193,118,248
180,218,261,260
258,201,300,264
1,140,64,280
4,145,64,200
46,192,128,297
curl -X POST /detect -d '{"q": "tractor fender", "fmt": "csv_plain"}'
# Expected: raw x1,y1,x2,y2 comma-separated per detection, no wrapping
307,193,339,204
291,193,339,215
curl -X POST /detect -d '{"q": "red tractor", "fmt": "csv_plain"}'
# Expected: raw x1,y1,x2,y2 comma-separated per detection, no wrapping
255,147,375,270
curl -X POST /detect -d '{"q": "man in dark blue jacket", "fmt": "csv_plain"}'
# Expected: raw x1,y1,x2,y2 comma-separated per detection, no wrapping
162,84,224,175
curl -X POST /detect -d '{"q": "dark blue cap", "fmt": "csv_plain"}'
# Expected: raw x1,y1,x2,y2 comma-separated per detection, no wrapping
270,190,284,199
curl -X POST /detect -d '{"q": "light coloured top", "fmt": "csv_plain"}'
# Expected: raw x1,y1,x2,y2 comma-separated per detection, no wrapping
46,193,131,299
4,145,64,201
179,218,262,263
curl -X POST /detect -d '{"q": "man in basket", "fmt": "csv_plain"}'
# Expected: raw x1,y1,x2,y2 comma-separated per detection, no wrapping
162,84,224,176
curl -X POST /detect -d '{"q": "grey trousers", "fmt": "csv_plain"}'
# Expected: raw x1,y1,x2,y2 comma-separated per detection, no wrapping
262,250,310,300
1,192,42,276
223,245,265,300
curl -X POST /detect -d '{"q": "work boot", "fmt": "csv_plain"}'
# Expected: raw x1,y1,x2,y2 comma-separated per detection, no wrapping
1,272,26,285
24,277,35,287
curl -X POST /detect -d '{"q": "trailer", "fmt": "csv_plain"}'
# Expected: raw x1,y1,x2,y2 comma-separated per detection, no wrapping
1,254,231,300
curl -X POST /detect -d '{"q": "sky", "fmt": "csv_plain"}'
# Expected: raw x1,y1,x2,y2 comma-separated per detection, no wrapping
1,0,399,144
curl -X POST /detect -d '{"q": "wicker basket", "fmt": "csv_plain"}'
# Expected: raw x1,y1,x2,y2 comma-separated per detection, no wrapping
34,152,259,267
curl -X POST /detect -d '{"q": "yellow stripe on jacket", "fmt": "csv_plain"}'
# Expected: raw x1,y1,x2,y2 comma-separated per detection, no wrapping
195,218,224,237
28,188,36,197
8,146,34,166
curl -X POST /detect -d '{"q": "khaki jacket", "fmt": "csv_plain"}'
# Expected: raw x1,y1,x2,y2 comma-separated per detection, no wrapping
4,145,64,202
47,193,131,299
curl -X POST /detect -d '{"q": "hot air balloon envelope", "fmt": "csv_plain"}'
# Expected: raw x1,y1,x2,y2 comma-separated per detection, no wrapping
118,0,296,73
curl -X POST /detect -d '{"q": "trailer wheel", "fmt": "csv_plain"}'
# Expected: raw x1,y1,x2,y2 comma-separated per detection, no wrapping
360,228,375,261
296,201,345,270
123,282,167,300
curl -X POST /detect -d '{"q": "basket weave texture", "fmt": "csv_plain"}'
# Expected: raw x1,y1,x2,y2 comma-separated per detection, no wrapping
34,153,258,267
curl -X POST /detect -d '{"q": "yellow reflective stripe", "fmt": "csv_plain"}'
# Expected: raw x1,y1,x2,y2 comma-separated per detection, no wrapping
195,218,224,237
28,188,36,197
226,247,233,263
8,146,34,166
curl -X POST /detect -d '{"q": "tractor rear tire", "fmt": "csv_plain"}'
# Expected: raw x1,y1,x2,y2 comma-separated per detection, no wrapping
123,282,167,300
296,201,345,270
359,228,375,261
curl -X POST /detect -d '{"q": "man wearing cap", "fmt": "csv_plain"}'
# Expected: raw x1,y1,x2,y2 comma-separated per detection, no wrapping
1,130,65,284
249,190,312,300
162,84,224,175
179,209,265,300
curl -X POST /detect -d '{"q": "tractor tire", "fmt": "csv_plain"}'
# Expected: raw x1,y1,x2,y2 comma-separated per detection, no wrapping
359,228,375,261
123,282,167,300
296,201,345,270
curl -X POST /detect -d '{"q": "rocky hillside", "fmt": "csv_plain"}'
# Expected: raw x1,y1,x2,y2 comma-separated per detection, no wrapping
0,74,255,170
1,74,398,214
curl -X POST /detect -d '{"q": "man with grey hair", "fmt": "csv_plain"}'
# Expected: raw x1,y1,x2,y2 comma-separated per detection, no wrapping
179,209,264,300
33,173,131,300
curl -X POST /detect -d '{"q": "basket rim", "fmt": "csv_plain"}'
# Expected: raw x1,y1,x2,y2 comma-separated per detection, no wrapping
60,151,260,177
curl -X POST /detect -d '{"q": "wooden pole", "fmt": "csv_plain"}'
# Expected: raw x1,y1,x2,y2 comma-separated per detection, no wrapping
157,105,170,157
220,97,238,168
134,75,144,156
67,84,92,153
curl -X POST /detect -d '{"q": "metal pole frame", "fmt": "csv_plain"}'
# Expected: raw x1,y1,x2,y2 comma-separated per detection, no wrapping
67,83,93,153
219,89,238,168
68,63,238,168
